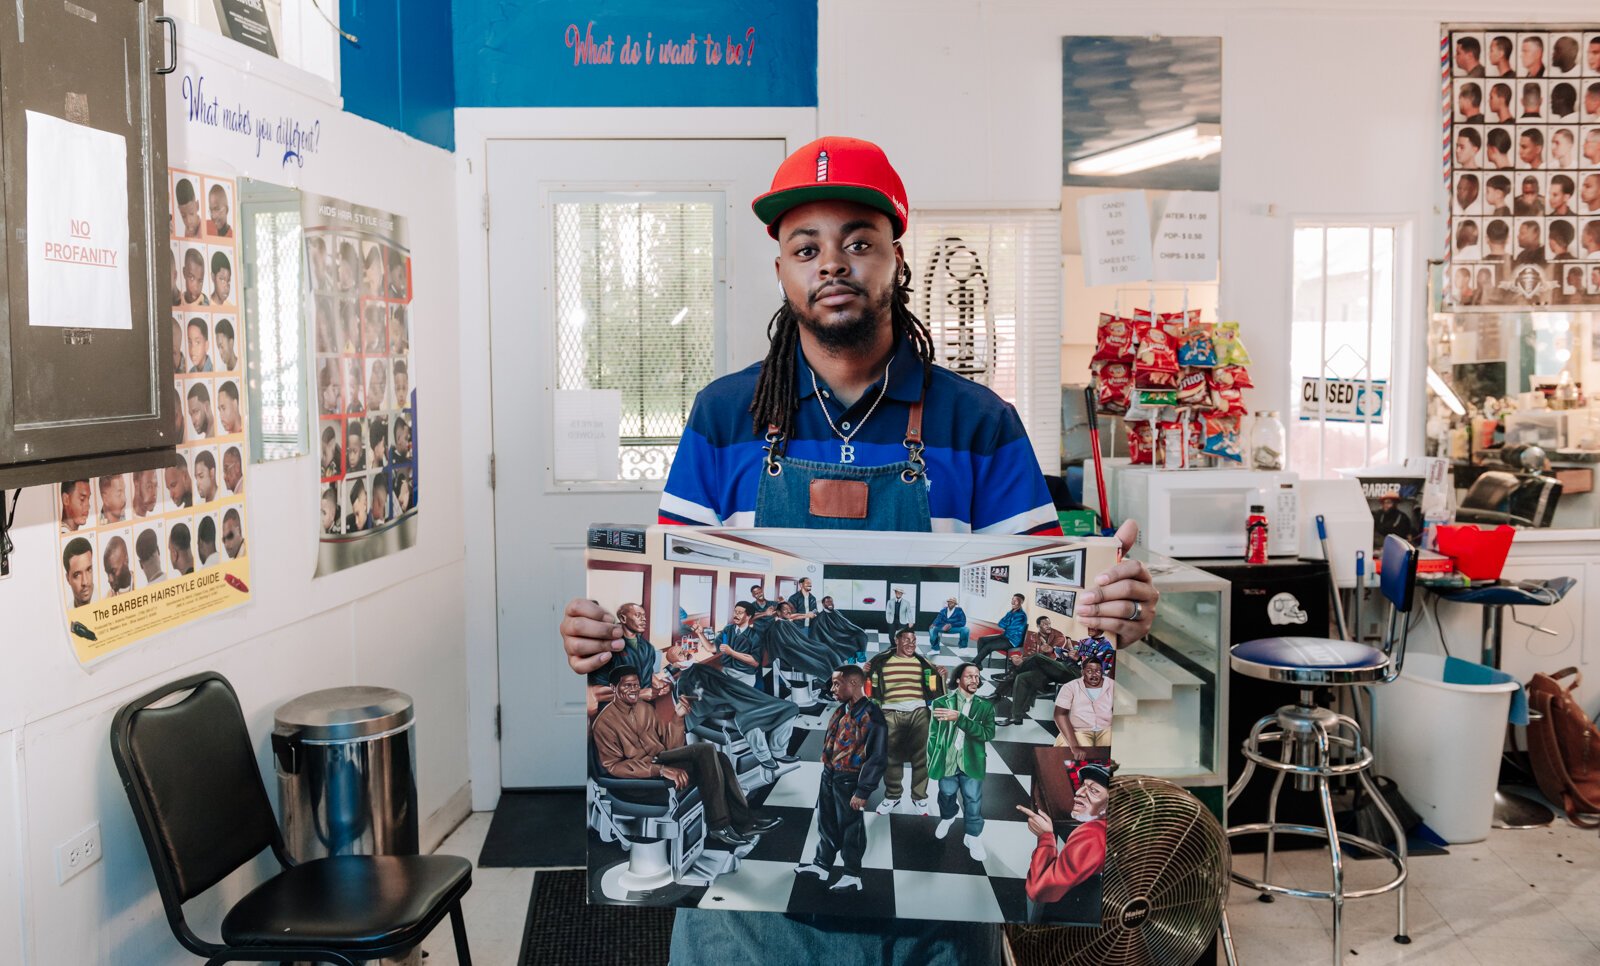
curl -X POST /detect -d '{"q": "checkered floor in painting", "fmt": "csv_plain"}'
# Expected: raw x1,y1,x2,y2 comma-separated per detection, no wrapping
587,633,1103,925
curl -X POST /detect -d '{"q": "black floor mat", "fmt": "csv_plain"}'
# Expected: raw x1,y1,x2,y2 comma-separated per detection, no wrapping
520,869,674,966
481,789,586,868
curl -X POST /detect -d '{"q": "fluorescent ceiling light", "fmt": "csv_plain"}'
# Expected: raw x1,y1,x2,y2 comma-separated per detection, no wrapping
1427,366,1466,416
1068,123,1222,177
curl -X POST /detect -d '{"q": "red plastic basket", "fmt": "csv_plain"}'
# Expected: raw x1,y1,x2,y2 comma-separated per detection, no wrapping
1435,524,1516,581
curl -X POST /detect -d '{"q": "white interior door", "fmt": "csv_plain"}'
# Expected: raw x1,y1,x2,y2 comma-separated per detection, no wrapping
489,139,785,788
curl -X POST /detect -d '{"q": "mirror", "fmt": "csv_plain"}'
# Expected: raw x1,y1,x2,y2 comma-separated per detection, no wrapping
238,178,308,462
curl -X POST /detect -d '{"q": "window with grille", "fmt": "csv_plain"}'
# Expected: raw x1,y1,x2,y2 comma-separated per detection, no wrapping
1289,223,1401,479
243,200,306,461
552,196,721,481
902,211,1062,470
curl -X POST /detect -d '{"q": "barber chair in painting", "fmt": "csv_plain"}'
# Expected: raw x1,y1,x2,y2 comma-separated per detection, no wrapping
685,712,798,795
1225,535,1419,966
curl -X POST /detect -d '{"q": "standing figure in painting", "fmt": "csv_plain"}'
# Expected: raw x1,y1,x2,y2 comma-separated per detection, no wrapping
586,602,665,707
787,577,820,628
927,663,996,860
927,596,969,654
795,665,886,893
1053,657,1116,757
884,588,913,637
867,628,946,815
1018,762,1111,924
693,601,764,689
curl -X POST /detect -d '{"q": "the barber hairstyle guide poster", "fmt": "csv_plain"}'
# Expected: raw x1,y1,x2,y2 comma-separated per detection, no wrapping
583,525,1119,925
302,192,418,575
54,170,252,665
1442,25,1600,310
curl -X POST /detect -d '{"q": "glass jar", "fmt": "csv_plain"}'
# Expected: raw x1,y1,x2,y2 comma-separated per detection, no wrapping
1250,411,1285,471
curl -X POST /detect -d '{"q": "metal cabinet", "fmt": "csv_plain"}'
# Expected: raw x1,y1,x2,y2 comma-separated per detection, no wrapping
0,0,176,487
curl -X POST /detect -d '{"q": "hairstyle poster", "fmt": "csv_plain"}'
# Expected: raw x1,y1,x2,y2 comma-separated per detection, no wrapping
302,192,418,575
53,170,252,665
583,525,1123,925
1443,26,1600,309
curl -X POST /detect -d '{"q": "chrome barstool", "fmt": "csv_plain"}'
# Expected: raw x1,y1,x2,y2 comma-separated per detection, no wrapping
1225,535,1419,966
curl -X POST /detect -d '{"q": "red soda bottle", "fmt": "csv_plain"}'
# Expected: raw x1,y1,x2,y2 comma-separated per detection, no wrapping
1245,504,1269,564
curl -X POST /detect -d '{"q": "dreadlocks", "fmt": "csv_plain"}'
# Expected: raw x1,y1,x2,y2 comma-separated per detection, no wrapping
749,266,937,453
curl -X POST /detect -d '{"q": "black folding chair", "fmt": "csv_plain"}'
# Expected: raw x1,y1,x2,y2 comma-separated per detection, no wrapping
110,671,473,965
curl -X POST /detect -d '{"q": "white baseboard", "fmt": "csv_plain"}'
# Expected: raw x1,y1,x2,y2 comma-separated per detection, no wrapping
422,782,473,854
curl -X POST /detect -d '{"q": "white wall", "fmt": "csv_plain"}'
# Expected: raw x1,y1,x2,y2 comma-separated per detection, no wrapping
0,25,467,966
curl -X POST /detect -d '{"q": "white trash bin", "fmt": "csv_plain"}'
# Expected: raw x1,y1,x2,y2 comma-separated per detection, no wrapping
1372,652,1519,844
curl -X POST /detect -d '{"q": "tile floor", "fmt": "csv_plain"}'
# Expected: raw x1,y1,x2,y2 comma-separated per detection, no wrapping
418,807,1600,965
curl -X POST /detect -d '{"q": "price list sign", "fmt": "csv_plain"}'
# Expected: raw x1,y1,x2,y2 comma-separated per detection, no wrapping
1078,191,1153,286
1152,191,1218,282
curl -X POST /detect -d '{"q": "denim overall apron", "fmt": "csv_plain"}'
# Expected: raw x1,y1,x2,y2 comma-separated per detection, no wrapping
669,394,1005,965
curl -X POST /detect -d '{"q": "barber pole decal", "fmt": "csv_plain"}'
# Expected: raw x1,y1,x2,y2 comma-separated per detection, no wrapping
1440,32,1451,187
816,150,829,182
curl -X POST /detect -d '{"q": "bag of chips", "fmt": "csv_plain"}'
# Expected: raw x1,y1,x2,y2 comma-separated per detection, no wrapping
1159,421,1187,469
1092,314,1136,365
1210,364,1254,390
1128,421,1156,465
1186,415,1208,466
1215,321,1253,366
1095,362,1133,415
1175,369,1210,406
1209,384,1247,418
1138,389,1178,408
1177,321,1218,368
1203,415,1243,462
1134,318,1180,387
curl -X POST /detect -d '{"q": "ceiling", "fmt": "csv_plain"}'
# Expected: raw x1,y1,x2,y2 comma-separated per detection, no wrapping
1062,35,1223,192
718,529,1067,568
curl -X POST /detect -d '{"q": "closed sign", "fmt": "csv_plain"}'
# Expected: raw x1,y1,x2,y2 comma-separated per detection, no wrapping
1300,378,1385,423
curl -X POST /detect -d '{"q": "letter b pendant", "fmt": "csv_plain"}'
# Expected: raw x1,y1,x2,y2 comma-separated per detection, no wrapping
839,443,855,464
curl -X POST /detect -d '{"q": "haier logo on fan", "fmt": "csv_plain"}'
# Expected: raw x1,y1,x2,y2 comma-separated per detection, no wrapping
1268,592,1308,626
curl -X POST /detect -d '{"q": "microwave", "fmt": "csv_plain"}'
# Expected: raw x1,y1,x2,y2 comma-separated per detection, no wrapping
1113,467,1301,559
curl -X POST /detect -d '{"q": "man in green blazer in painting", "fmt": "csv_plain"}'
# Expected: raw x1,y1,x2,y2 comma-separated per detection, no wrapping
927,662,997,861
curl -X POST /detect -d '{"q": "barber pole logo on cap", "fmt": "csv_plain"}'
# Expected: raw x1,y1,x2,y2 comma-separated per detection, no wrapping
816,150,829,182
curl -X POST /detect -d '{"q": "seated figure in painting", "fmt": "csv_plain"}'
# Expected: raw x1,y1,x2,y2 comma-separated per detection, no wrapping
755,600,844,681
810,595,869,668
994,616,1079,727
1018,761,1110,924
662,640,802,770
1053,657,1116,757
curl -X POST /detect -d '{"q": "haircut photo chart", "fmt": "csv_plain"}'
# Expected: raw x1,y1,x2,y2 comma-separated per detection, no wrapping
583,525,1123,926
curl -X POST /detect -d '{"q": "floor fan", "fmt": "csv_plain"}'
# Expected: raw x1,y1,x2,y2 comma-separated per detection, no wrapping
1006,777,1236,966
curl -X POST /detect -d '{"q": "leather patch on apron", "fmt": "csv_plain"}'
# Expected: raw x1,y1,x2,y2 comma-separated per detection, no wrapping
808,479,869,519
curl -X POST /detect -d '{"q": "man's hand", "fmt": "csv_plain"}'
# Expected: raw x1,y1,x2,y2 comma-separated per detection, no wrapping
849,795,867,811
585,684,613,715
651,672,673,694
932,707,959,722
674,696,694,718
1016,805,1054,838
1009,652,1024,667
659,765,690,791
561,598,624,674
1075,520,1158,647
719,642,736,658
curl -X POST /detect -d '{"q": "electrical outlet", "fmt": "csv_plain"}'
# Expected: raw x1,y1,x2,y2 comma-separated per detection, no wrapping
55,822,101,884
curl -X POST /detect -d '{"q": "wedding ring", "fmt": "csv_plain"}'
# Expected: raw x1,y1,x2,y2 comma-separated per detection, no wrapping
1129,600,1143,623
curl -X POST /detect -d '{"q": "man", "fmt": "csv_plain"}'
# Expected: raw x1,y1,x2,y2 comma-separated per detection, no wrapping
1583,221,1600,259
1553,34,1580,74
592,665,782,848
812,595,871,666
181,249,208,306
174,177,202,237
1516,220,1547,265
1521,35,1546,76
1018,761,1110,923
996,618,1079,727
663,639,801,770
1587,82,1600,122
1585,129,1600,167
131,469,160,518
927,663,996,861
187,382,214,439
1455,173,1479,213
561,136,1158,965
1485,125,1514,168
1518,129,1544,170
215,319,238,372
134,528,163,586
1454,220,1480,261
1456,83,1483,122
62,537,94,607
1584,174,1600,215
346,478,371,532
866,627,945,814
1454,127,1482,168
1552,128,1577,169
795,665,886,893
187,317,213,372
1054,657,1115,757
222,446,244,495
742,583,775,618
222,508,245,559
1483,218,1511,260
167,523,194,576
196,516,219,568
1590,37,1600,74
883,587,912,635
928,596,969,653
1520,81,1543,118
206,182,231,237
393,360,410,407
977,593,1029,668
697,601,764,688
1488,82,1515,123
787,577,820,627
1487,35,1515,77
217,381,243,436
587,602,667,704
1550,220,1578,261
1552,81,1578,120
193,450,219,503
59,480,91,532
164,454,192,509
1485,175,1511,216
1455,35,1485,76
210,251,232,306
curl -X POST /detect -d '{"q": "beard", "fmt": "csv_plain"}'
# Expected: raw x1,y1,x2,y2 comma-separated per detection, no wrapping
793,281,894,353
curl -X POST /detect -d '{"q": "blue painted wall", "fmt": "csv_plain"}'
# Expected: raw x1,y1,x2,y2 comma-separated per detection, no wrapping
452,0,817,107
340,0,457,150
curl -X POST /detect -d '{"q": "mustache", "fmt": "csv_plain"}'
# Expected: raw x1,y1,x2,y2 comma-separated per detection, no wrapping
809,279,864,304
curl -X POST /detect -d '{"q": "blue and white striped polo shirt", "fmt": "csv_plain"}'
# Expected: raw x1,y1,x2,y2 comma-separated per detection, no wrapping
659,335,1061,536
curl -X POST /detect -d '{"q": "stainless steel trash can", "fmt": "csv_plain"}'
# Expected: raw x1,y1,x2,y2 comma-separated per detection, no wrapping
273,686,420,966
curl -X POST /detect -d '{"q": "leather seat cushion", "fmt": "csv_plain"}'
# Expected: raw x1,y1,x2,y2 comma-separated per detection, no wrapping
221,854,469,948
1233,637,1386,670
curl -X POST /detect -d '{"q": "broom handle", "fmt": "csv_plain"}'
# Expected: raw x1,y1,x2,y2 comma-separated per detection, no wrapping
1319,515,1350,641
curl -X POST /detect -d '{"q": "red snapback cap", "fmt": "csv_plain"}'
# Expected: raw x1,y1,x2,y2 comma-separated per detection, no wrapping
752,136,909,239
